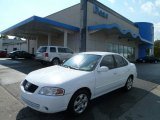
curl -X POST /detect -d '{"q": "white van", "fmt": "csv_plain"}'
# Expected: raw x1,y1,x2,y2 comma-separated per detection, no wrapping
36,46,74,65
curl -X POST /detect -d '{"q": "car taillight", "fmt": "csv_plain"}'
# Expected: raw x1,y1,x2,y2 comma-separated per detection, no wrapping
45,52,48,57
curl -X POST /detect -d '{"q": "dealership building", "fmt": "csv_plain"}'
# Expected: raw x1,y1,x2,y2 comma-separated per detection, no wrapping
1,1,154,61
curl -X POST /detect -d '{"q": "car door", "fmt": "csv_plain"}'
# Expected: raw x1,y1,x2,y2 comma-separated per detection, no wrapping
16,51,21,58
95,55,118,96
49,47,56,60
22,51,28,58
113,55,129,87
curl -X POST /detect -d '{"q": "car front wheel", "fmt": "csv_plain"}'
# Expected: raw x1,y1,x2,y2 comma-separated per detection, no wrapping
154,60,158,64
68,90,90,115
124,76,133,91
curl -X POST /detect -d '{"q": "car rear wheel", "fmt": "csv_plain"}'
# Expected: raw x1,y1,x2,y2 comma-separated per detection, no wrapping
124,76,133,91
68,90,90,115
52,58,60,65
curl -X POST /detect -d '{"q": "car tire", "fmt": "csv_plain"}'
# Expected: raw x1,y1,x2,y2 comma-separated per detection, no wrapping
154,60,158,64
68,90,90,115
52,58,60,65
12,55,17,59
124,76,133,91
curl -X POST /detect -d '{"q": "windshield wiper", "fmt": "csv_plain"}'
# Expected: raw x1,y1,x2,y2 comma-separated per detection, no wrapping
62,65,79,70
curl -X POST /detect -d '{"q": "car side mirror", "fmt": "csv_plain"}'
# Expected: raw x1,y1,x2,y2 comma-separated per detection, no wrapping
97,66,109,72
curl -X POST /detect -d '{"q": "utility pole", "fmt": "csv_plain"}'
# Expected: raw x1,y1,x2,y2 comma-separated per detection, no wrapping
80,0,88,52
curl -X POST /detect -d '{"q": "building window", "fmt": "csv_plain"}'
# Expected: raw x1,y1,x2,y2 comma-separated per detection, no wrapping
13,48,17,51
123,46,128,58
113,44,118,53
119,45,123,56
106,43,135,61
106,43,113,52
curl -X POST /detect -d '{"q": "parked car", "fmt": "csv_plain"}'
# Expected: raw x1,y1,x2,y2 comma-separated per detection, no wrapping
20,52,137,115
8,51,35,59
0,50,7,58
35,46,74,65
136,56,160,63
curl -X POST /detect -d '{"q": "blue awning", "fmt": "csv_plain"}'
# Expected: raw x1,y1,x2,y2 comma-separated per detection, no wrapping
88,23,153,45
1,16,80,37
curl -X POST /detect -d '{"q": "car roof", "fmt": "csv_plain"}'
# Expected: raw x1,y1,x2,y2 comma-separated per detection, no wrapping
80,51,119,56
39,46,67,48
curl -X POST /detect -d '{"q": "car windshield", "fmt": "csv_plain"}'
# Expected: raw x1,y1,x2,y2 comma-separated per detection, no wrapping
62,54,101,71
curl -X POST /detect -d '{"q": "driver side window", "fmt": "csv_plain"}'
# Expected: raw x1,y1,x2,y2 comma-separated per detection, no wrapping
100,55,115,69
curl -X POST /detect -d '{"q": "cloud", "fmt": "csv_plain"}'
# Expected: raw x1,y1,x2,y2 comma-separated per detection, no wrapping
154,12,160,16
124,2,128,6
141,1,154,13
154,22,160,40
129,7,135,12
155,0,160,7
123,1,135,12
132,0,136,3
141,1,160,16
107,0,115,4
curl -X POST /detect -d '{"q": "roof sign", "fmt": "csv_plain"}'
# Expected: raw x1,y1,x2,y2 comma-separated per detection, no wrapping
93,5,108,19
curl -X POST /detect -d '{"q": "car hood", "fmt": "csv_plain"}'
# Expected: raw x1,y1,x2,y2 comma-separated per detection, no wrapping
25,65,89,86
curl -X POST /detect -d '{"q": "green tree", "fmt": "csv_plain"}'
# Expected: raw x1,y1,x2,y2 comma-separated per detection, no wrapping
0,34,8,39
154,40,160,58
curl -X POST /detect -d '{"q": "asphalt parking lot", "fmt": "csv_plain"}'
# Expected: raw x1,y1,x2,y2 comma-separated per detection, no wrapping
0,58,160,120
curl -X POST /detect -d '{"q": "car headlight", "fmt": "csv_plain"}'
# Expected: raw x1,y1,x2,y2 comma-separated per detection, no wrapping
38,87,65,96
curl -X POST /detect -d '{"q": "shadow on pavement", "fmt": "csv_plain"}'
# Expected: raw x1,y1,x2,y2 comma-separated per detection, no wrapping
135,63,160,85
0,58,45,74
16,87,151,120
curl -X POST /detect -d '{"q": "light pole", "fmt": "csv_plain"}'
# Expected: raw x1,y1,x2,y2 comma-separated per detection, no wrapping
80,0,88,52
80,0,98,52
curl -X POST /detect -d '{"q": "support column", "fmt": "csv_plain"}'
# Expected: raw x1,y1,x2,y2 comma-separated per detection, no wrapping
80,0,88,52
48,34,52,46
64,31,68,47
27,39,30,53
36,36,38,50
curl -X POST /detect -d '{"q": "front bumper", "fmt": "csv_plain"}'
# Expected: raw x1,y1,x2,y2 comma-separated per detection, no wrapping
20,85,72,113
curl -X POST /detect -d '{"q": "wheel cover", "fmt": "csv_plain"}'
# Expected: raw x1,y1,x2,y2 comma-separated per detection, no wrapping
53,59,59,65
73,94,88,114
127,78,133,90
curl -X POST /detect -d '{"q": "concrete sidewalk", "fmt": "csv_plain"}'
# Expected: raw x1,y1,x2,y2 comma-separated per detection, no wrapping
118,85,160,120
0,86,24,120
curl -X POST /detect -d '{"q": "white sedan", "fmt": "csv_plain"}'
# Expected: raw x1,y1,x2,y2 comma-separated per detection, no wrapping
20,52,137,115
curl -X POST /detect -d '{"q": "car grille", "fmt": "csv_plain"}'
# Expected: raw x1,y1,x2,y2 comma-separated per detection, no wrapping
22,80,38,93
21,96,40,109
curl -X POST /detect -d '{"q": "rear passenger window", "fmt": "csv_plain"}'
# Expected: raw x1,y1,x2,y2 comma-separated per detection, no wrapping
66,48,73,54
58,48,66,53
50,47,56,52
100,55,115,69
114,55,128,67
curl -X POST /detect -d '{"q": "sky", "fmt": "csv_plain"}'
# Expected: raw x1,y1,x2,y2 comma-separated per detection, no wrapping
0,0,160,40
